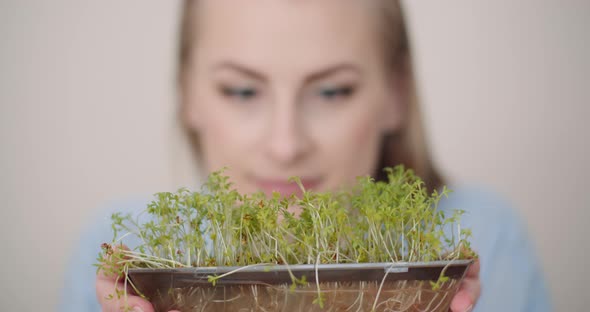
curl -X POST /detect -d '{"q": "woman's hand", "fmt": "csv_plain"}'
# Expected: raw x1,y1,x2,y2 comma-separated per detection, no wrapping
95,270,155,312
450,259,481,312
95,244,180,312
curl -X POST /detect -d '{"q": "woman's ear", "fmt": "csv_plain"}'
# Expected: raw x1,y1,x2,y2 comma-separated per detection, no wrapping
378,73,408,133
183,104,202,131
179,79,202,131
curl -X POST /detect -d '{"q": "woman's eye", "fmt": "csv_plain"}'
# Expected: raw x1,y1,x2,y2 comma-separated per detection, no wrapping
318,86,355,100
221,87,258,101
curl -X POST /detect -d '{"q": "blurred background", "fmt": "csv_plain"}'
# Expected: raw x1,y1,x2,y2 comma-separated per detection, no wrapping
1,0,588,310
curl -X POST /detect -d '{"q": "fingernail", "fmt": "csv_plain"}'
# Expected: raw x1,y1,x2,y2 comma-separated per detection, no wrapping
464,304,473,312
133,307,144,312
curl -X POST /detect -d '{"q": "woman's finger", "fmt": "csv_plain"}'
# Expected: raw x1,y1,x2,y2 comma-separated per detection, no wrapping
450,278,480,312
465,259,480,278
96,244,155,312
95,273,154,312
450,259,481,312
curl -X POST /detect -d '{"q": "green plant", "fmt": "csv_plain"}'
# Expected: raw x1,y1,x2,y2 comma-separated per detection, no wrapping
97,165,474,310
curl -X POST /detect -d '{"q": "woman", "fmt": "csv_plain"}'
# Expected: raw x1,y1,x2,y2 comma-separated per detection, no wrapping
61,1,550,311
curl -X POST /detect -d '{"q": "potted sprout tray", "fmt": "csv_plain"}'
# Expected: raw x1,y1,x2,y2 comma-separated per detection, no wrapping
98,167,476,312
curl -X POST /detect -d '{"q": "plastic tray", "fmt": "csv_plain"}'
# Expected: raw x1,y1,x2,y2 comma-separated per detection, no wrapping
128,260,472,312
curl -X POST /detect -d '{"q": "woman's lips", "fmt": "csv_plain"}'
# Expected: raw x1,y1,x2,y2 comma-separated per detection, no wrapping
255,178,321,197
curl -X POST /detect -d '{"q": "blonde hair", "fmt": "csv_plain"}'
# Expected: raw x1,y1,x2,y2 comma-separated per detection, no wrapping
176,0,443,190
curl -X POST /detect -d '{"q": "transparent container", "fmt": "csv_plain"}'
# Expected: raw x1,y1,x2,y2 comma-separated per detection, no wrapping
128,260,472,312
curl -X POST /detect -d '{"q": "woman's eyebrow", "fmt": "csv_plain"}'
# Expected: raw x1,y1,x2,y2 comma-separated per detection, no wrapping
304,63,362,84
212,62,267,82
211,61,361,83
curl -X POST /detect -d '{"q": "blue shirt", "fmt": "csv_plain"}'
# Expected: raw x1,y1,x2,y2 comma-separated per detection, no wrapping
59,186,552,311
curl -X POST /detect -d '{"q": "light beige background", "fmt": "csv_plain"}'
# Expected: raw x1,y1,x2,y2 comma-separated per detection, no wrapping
1,1,588,311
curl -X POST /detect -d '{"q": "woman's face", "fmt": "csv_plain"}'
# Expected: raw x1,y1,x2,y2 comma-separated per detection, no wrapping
185,0,405,196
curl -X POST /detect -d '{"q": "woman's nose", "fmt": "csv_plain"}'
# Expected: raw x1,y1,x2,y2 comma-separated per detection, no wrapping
265,102,310,165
